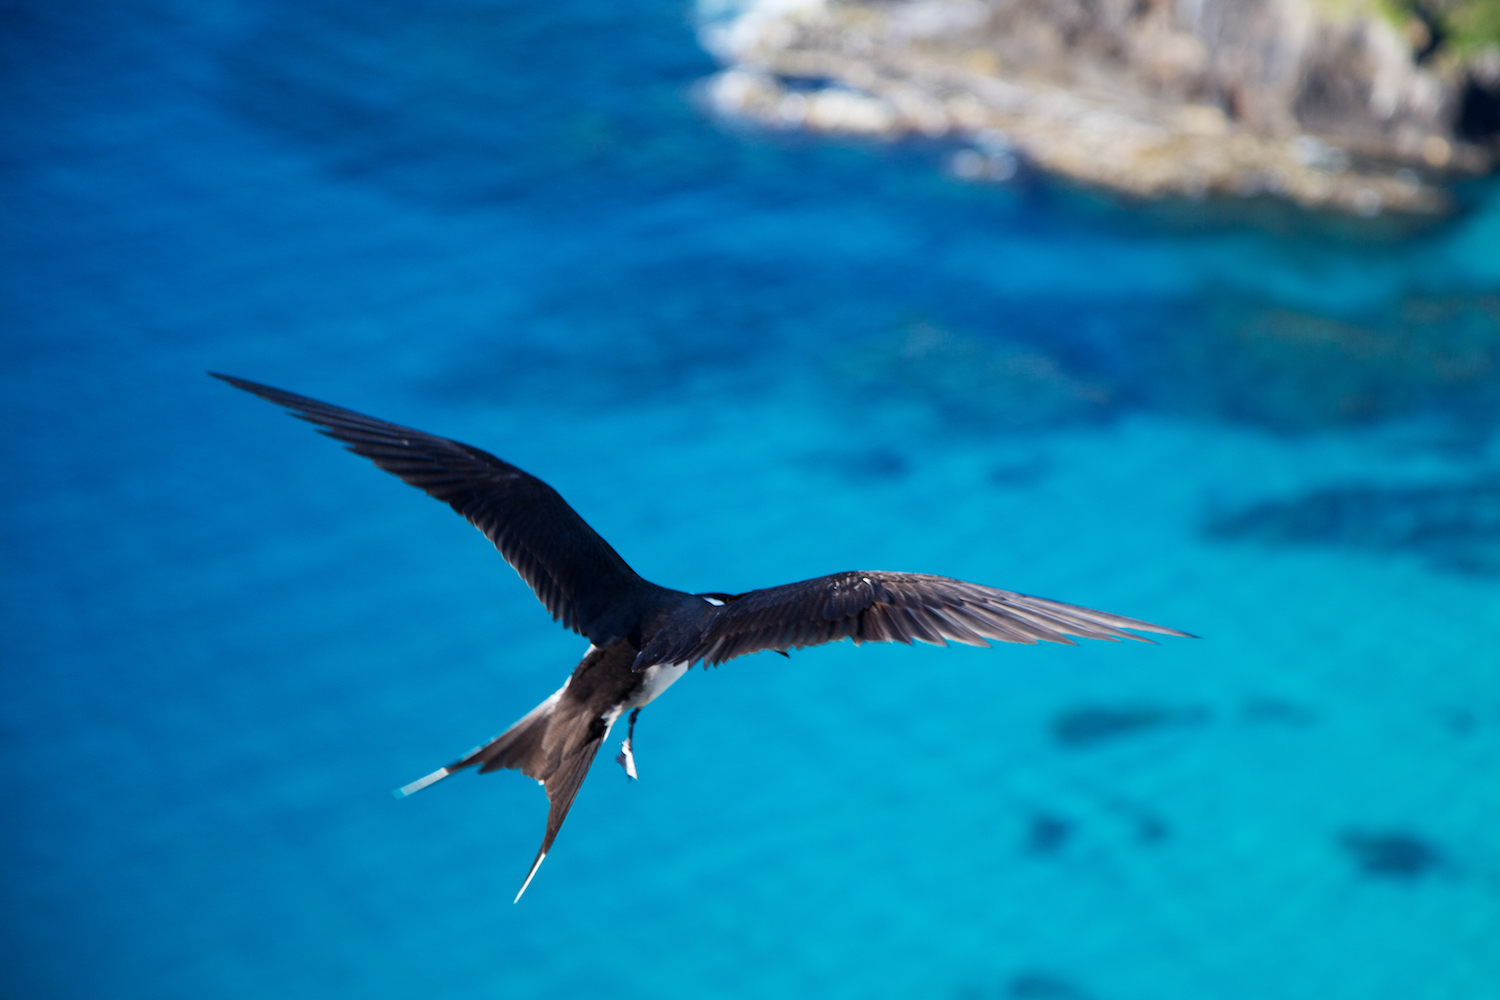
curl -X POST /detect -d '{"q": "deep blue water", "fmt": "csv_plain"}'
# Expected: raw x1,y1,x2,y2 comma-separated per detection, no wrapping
5,2,1500,997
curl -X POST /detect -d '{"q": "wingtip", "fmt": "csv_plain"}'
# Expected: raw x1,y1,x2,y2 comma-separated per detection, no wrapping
393,767,451,799
1140,625,1197,640
209,371,268,397
514,852,547,903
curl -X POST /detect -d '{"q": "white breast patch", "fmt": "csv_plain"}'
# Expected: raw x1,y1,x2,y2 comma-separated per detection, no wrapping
627,661,689,708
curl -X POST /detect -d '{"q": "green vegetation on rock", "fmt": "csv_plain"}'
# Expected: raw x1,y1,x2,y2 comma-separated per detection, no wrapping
1383,0,1500,53
1444,0,1500,50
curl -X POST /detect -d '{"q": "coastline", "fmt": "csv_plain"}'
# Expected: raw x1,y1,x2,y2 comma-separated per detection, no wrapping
697,0,1500,215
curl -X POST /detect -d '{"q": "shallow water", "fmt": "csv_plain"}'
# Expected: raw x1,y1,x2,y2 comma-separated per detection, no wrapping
4,2,1500,998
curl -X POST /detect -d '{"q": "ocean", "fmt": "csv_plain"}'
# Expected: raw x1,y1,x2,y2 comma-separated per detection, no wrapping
3,1,1498,997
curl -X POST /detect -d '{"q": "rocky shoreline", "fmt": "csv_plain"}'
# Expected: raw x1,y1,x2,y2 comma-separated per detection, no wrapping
698,0,1500,215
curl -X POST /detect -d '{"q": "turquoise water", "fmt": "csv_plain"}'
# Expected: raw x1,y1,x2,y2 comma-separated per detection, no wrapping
4,2,1500,997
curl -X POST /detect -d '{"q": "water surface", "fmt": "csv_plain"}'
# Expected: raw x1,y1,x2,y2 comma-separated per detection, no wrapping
4,2,1499,998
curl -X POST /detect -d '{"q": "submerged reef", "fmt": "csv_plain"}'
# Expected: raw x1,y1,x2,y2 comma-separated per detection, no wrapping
1206,476,1500,574
1019,799,1170,858
826,291,1500,438
1155,294,1500,431
1240,697,1317,726
1022,812,1073,854
797,446,913,480
955,971,1095,1000
1340,829,1448,879
835,323,1115,430
699,0,1500,213
1006,972,1093,999
1050,704,1208,747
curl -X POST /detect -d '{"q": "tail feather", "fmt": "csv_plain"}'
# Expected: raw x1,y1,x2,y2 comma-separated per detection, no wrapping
468,681,570,780
393,681,569,798
515,850,547,904
513,733,609,903
393,766,451,798
393,673,616,902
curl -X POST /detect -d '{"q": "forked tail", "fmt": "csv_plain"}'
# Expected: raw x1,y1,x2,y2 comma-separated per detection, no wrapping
392,676,614,902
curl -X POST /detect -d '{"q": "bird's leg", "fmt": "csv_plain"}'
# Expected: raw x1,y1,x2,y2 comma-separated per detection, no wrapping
616,708,641,780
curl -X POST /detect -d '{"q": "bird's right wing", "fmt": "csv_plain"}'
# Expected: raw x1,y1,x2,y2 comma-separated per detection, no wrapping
638,571,1189,668
214,374,652,645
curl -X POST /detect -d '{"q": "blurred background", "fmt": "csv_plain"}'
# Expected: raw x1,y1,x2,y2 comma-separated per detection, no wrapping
3,1,1499,997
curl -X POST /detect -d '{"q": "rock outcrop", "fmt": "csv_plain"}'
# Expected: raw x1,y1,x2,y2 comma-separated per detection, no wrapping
698,0,1500,214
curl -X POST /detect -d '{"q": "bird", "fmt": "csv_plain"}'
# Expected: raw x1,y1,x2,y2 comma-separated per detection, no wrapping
214,373,1189,901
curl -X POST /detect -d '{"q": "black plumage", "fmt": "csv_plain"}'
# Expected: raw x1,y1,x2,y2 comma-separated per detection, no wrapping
215,374,1189,900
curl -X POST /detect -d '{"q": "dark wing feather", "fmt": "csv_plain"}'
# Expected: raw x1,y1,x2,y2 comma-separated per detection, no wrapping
214,374,651,645
638,571,1190,668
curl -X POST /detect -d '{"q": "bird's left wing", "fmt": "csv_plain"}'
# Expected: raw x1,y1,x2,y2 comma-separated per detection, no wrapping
637,571,1189,669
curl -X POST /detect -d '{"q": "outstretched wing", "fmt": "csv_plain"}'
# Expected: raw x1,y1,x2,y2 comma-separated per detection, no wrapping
638,571,1190,669
214,374,652,645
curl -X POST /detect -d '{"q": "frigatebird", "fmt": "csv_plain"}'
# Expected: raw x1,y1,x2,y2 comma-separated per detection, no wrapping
215,374,1189,900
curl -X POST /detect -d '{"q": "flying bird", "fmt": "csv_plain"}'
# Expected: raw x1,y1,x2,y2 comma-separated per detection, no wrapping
214,374,1189,900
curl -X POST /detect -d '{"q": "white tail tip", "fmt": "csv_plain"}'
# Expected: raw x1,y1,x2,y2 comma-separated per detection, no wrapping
393,767,451,799
514,853,546,903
